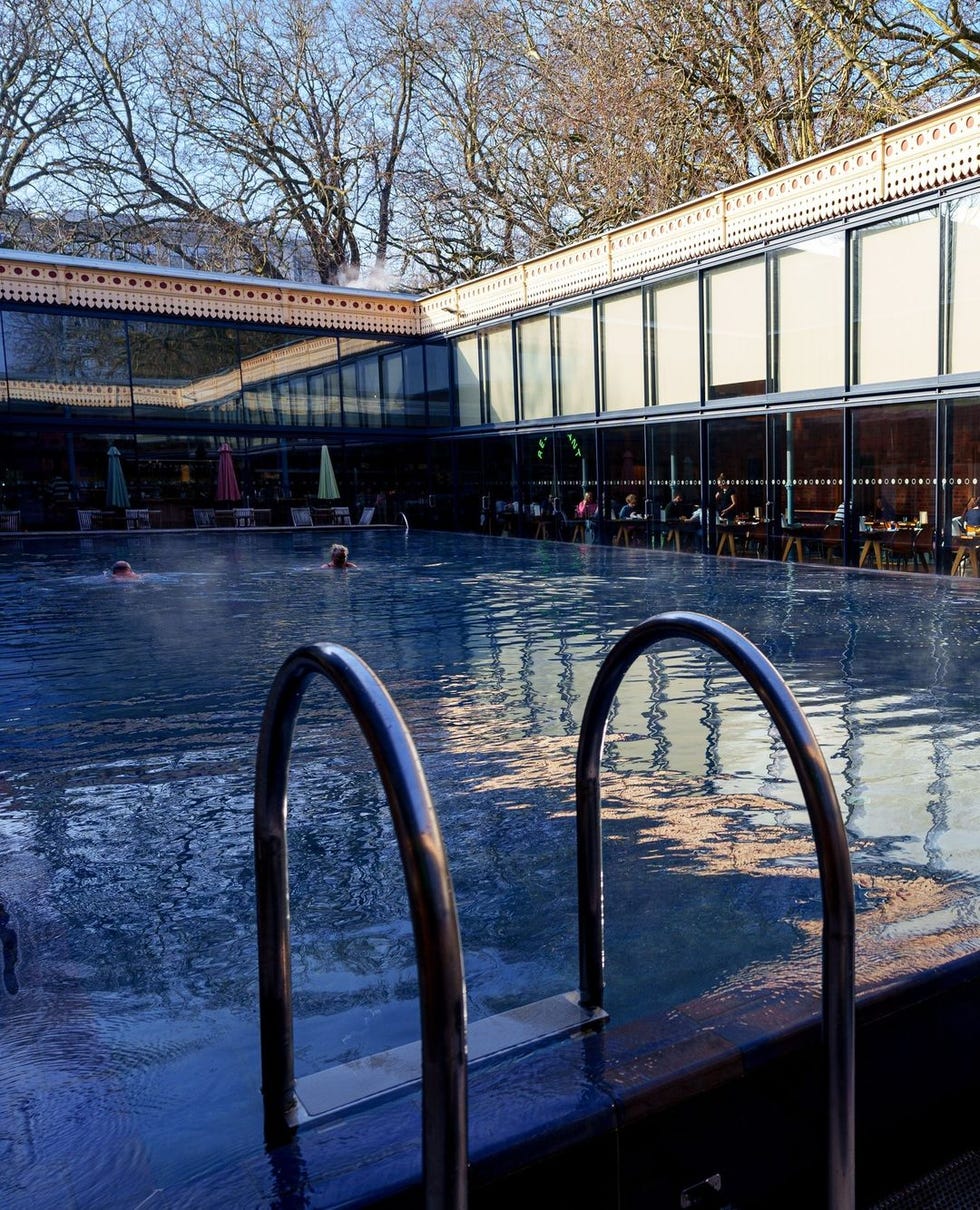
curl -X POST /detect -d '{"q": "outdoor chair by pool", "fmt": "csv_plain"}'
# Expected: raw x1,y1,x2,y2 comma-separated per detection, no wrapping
125,508,151,530
357,506,375,526
331,506,351,525
193,508,216,528
77,509,101,531
234,508,255,527
0,510,20,531
290,507,314,528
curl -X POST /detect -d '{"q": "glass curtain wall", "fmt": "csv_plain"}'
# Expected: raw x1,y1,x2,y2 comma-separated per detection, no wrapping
520,431,559,515
705,258,766,399
707,415,767,548
648,274,700,405
599,290,644,412
851,402,937,525
555,303,595,416
949,197,980,375
947,399,980,519
2,311,133,421
853,211,941,385
601,424,647,519
485,324,515,424
770,409,844,524
555,429,596,518
649,418,702,550
772,234,845,392
483,434,520,532
518,315,553,421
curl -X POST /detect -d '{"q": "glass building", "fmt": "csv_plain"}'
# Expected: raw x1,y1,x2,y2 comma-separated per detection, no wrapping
4,95,980,572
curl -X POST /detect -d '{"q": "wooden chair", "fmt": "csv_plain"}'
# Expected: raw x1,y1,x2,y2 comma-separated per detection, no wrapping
330,506,352,525
745,522,769,557
913,525,933,571
821,523,843,562
881,527,915,570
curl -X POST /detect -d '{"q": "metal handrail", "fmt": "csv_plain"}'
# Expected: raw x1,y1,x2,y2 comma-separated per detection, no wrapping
575,612,855,1210
254,642,468,1209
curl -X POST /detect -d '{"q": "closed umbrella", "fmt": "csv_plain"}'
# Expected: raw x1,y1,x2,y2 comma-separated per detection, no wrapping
317,444,340,501
216,442,241,503
105,445,130,509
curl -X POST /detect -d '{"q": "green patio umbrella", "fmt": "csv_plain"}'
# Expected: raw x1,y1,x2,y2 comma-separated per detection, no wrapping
105,445,131,509
317,445,340,501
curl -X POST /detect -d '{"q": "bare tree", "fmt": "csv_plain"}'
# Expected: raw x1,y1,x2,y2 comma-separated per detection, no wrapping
0,0,97,247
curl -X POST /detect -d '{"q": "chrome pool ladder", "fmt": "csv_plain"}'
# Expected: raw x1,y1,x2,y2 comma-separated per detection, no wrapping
574,612,855,1210
254,642,468,1209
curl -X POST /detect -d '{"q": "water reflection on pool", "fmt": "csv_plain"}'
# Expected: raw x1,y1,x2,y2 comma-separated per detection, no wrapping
2,529,980,1205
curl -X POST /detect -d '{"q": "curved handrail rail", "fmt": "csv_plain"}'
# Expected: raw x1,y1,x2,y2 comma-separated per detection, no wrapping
399,511,410,531
575,612,854,1210
254,642,468,1209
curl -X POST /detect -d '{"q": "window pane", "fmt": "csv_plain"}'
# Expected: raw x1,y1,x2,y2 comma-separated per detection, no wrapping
402,345,427,427
517,315,553,420
600,291,643,412
555,302,594,415
651,276,699,405
485,325,514,423
851,402,937,527
770,409,844,524
381,350,404,427
425,342,451,426
774,235,845,391
854,212,940,384
3,311,132,419
129,320,242,422
454,335,482,426
706,258,765,399
949,198,980,374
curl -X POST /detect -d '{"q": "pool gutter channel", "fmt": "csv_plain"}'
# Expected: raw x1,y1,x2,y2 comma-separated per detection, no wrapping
274,949,980,1208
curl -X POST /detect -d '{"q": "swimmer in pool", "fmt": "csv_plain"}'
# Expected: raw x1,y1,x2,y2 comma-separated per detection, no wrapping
322,543,356,569
109,560,140,580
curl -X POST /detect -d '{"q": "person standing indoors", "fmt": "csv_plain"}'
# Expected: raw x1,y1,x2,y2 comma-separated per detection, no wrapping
714,474,737,522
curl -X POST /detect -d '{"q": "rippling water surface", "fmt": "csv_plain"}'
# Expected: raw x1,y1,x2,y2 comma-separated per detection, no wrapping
2,529,980,1205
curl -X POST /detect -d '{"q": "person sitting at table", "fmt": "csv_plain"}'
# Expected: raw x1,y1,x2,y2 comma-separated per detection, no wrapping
575,491,597,519
964,496,980,527
618,494,641,519
874,495,896,523
665,490,686,522
683,505,703,527
714,475,737,522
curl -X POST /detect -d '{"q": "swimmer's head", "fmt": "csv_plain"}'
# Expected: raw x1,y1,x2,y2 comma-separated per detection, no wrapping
111,560,136,578
329,544,349,567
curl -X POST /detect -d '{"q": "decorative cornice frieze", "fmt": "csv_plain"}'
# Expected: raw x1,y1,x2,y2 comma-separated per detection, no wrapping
4,95,980,339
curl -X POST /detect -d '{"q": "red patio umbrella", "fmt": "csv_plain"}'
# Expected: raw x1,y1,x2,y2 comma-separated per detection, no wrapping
216,443,241,503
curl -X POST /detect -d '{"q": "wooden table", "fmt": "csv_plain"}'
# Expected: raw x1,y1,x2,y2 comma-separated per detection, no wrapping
613,519,647,546
780,524,824,562
717,526,738,556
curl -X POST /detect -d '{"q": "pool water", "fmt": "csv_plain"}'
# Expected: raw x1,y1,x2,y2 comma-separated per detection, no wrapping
2,530,980,1206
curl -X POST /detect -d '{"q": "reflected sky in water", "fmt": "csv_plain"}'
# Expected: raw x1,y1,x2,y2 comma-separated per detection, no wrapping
2,531,980,1201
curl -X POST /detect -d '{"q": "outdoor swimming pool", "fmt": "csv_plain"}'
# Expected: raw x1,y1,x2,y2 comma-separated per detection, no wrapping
2,529,980,1207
